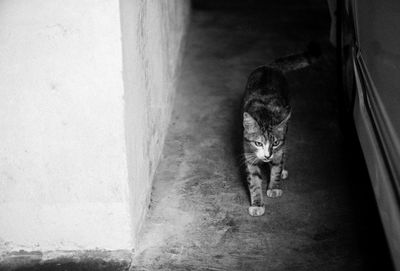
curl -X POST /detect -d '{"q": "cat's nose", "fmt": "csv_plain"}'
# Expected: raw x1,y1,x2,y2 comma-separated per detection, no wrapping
264,154,272,160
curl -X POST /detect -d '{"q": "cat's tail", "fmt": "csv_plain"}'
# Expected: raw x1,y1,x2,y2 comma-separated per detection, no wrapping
269,41,321,73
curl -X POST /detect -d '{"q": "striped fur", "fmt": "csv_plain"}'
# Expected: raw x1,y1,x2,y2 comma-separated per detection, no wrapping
242,43,320,216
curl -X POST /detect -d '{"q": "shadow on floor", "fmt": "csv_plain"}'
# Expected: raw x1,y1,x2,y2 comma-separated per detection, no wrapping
340,119,394,271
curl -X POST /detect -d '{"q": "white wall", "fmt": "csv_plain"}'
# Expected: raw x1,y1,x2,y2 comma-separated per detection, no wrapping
120,0,190,246
0,0,189,253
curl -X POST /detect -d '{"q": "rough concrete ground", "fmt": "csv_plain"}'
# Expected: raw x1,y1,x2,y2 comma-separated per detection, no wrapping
131,1,394,271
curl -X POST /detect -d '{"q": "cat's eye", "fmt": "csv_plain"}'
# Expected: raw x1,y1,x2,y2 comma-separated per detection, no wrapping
272,140,280,147
254,141,263,147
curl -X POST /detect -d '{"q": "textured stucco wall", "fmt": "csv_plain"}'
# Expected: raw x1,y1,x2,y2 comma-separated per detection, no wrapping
120,0,190,246
0,0,189,253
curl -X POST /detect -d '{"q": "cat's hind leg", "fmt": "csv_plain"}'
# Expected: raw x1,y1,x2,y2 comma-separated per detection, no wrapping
245,163,265,216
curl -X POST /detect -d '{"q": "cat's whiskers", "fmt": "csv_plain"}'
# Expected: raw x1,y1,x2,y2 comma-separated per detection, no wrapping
238,154,248,166
245,153,259,166
239,153,257,167
249,157,259,166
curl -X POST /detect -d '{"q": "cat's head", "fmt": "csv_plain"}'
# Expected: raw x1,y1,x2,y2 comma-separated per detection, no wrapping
243,110,290,162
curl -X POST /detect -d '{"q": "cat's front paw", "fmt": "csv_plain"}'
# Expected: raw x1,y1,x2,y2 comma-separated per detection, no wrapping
281,169,288,179
267,189,283,198
248,205,265,216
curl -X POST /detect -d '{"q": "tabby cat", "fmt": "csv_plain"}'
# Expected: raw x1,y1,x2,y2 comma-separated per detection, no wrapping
242,43,320,216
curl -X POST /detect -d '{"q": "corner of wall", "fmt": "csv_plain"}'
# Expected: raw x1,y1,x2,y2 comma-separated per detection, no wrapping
119,0,191,249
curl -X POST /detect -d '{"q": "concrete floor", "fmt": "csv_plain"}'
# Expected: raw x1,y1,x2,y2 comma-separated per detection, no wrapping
131,1,393,271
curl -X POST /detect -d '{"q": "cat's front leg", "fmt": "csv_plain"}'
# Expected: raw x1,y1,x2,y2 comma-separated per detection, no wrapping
267,153,285,198
245,163,265,216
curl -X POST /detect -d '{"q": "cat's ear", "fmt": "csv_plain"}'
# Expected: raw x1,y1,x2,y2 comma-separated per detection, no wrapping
274,108,291,130
243,112,259,132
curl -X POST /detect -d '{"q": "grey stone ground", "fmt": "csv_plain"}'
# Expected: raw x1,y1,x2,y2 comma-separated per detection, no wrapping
131,1,393,271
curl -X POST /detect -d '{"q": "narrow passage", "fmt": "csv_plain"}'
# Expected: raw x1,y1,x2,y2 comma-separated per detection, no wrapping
132,2,391,270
